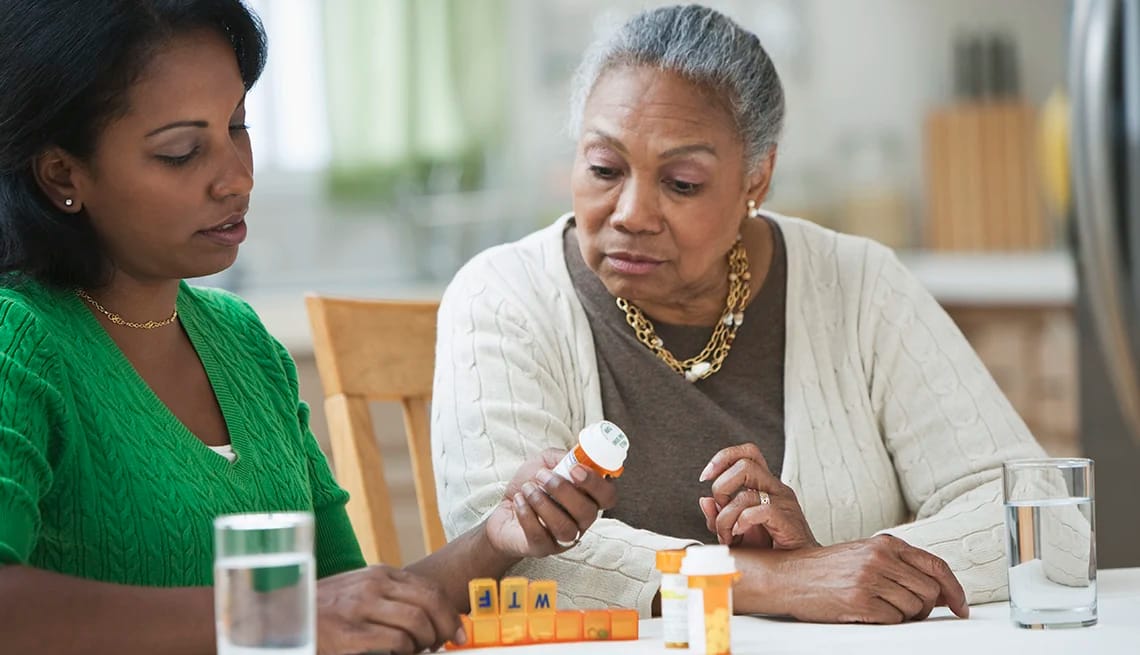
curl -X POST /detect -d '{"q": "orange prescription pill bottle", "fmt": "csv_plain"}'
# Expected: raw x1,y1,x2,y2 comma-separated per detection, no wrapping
681,545,738,655
552,420,629,480
656,549,689,648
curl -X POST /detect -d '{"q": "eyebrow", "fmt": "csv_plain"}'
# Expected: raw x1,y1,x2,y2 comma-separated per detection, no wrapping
144,95,248,138
661,143,719,159
145,120,208,138
586,129,719,160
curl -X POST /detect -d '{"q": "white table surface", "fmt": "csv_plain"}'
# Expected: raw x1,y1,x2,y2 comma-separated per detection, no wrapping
465,568,1140,654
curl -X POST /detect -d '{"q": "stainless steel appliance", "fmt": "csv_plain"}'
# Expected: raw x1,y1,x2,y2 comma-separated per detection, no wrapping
1069,0,1140,567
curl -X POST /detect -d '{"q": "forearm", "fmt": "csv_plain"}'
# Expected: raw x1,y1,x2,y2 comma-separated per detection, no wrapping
0,565,214,655
729,547,790,616
405,522,520,613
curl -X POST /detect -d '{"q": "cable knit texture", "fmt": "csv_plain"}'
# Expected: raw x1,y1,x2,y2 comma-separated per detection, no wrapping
432,212,1046,616
0,279,365,584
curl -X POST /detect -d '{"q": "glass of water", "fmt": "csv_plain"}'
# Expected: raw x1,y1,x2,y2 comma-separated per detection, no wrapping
1003,458,1096,629
215,512,316,654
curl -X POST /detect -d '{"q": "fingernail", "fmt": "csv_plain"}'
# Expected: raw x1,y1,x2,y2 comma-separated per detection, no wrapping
454,626,468,645
570,465,589,483
732,524,744,536
514,493,526,509
535,469,554,486
699,462,715,482
522,481,538,497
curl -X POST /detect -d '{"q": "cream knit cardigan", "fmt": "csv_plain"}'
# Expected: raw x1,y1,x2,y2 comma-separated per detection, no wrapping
431,212,1046,616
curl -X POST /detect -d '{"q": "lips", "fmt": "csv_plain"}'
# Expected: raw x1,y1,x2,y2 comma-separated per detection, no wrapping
197,212,248,247
204,211,247,232
605,251,663,275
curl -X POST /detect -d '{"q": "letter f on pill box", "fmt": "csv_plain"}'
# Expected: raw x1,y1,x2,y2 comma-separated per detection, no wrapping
468,578,499,617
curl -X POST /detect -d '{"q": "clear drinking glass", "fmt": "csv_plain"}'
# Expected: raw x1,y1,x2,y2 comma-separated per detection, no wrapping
214,512,316,654
1003,458,1096,629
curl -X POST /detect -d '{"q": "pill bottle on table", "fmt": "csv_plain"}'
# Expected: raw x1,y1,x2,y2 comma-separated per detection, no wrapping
681,545,738,655
656,549,689,648
552,420,629,481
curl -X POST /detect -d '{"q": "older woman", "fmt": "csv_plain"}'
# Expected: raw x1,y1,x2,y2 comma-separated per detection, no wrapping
432,4,1046,624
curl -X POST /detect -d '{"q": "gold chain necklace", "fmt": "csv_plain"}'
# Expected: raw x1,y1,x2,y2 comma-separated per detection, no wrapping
76,289,178,330
616,237,751,383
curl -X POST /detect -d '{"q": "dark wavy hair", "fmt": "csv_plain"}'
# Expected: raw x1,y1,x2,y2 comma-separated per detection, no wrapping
0,0,267,290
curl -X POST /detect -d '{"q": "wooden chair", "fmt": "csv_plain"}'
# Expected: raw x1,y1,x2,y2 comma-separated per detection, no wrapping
305,295,446,566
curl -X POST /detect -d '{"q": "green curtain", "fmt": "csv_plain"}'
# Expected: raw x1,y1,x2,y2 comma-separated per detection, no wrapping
323,0,507,202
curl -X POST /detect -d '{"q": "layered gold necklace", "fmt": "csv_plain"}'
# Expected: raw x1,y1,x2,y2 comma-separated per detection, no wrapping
616,237,750,383
76,289,179,330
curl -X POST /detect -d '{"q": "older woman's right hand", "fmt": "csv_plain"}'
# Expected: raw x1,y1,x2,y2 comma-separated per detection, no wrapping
315,564,462,655
484,448,618,559
739,534,969,623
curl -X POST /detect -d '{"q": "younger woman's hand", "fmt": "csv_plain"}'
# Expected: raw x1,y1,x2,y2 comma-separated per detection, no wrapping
316,564,462,654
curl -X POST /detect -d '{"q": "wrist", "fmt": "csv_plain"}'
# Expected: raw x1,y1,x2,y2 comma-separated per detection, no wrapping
472,519,523,575
728,547,797,616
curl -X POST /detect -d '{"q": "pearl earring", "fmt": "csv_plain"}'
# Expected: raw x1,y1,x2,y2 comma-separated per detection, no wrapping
747,199,760,219
64,198,74,207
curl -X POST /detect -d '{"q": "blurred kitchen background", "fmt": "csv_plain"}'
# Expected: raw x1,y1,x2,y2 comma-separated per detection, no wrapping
228,0,1081,560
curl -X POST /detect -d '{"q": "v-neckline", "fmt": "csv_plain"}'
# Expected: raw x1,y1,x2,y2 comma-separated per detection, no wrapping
71,282,250,475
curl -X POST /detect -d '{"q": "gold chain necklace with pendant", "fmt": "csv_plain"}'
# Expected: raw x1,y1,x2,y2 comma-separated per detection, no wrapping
616,237,750,383
76,289,179,330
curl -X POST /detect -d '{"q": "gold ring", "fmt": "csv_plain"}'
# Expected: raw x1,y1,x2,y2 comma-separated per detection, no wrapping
758,491,771,505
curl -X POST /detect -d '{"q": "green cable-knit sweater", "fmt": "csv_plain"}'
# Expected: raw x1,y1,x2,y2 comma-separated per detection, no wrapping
0,278,366,585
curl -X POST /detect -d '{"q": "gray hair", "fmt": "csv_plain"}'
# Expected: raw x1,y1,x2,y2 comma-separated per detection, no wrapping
569,4,785,172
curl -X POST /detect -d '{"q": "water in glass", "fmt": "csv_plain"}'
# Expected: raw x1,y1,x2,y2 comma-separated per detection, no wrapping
1004,458,1097,629
216,552,315,654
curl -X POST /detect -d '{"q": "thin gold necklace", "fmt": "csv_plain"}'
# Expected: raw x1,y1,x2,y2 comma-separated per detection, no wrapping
616,237,750,383
76,289,178,330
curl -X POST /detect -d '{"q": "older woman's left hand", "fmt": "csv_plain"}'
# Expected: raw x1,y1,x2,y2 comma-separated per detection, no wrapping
699,444,819,550
484,448,617,559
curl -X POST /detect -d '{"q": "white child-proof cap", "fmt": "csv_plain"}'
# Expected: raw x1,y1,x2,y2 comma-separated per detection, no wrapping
578,420,630,472
680,545,737,577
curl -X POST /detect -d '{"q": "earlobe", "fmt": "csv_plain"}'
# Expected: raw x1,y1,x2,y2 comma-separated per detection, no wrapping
33,148,83,213
746,149,778,207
